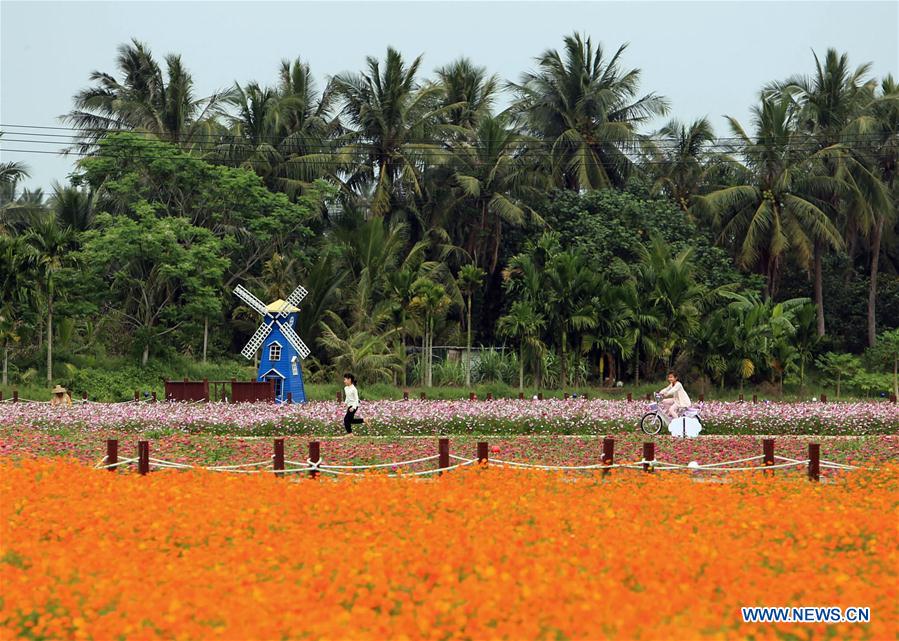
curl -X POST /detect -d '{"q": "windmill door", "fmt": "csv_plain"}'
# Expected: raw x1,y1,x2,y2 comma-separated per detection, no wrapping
261,370,285,401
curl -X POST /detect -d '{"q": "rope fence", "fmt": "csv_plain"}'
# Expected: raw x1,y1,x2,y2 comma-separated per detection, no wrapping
92,437,858,481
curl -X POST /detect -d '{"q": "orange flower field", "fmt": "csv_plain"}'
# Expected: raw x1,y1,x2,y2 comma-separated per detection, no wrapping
2,459,897,640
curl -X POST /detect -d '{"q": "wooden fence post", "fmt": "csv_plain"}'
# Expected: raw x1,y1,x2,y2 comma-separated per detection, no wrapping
420,392,427,400
602,437,615,477
134,390,140,402
0,391,3,402
273,439,285,477
138,441,149,476
13,390,18,403
752,394,758,404
820,394,827,403
739,393,744,402
151,391,157,403
537,393,543,401
403,390,409,401
486,392,493,401
518,392,525,400
564,392,570,400
469,391,476,401
642,442,654,473
626,392,632,403
763,438,774,476
106,439,118,473
808,443,820,482
287,392,293,404
477,441,488,465
308,441,320,479
438,438,449,473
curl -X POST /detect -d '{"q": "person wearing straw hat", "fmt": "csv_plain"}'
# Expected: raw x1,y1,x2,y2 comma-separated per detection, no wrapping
50,385,72,406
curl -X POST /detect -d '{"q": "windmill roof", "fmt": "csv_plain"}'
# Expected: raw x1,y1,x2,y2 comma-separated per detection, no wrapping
265,299,300,313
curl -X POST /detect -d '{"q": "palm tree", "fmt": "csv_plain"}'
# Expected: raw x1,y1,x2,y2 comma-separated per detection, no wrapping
0,235,31,385
50,183,94,231
846,75,899,346
693,94,844,299
435,58,500,129
497,300,546,390
452,114,545,273
543,251,599,388
510,33,668,190
772,49,880,336
647,118,716,212
318,310,401,383
457,264,485,387
618,281,661,386
24,215,74,383
215,59,339,197
332,47,457,217
633,236,706,368
63,39,230,151
410,278,452,387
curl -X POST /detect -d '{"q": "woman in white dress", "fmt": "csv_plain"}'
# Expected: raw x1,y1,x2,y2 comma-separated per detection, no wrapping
658,371,691,419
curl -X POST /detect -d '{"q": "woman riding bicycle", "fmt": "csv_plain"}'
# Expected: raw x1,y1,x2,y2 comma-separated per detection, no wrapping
658,370,691,419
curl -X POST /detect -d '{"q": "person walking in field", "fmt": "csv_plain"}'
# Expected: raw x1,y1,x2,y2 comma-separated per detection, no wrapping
342,373,364,434
658,370,691,419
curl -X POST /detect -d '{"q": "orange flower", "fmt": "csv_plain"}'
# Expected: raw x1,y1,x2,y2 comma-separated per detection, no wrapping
1,458,896,640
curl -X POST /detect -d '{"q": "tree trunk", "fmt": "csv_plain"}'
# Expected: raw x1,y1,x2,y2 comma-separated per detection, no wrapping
465,294,472,388
598,352,605,386
2,339,8,386
867,215,884,348
202,317,208,364
518,344,524,391
46,292,53,383
142,344,149,366
813,240,825,337
836,373,841,400
560,330,568,389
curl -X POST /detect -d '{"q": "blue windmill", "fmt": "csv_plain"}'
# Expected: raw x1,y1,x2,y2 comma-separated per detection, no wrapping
233,283,311,403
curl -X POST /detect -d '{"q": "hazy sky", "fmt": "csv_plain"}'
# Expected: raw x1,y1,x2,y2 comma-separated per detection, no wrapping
2,0,897,190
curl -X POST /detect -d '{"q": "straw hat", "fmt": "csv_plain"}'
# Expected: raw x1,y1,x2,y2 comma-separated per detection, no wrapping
52,385,67,394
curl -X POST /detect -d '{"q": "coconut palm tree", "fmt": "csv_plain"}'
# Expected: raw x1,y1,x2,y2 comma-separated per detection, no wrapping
647,117,716,212
693,95,844,299
452,115,545,273
435,58,500,129
846,75,899,346
64,39,230,151
332,47,457,218
509,33,668,190
771,48,882,336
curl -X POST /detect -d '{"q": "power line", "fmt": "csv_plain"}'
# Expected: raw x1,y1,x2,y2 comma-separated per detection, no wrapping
2,122,893,148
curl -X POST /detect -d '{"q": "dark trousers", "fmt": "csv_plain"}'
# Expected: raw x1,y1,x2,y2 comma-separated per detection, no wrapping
343,407,364,433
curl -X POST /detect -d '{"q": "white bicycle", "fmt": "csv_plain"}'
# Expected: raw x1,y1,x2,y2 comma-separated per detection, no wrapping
640,393,704,437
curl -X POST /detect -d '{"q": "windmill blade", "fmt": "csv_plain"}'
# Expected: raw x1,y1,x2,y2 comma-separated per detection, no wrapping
285,285,309,308
274,284,309,317
277,321,311,359
241,322,272,360
233,284,268,317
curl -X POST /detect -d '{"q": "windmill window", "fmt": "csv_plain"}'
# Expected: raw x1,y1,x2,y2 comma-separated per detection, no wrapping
269,343,282,361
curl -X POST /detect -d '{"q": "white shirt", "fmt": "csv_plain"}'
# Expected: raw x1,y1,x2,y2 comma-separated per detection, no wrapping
344,384,359,410
660,381,691,408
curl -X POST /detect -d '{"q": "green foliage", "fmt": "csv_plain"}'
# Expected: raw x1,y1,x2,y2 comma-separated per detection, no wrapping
815,352,862,398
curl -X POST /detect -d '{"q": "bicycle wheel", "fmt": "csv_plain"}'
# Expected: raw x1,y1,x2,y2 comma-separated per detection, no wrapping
640,413,663,435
